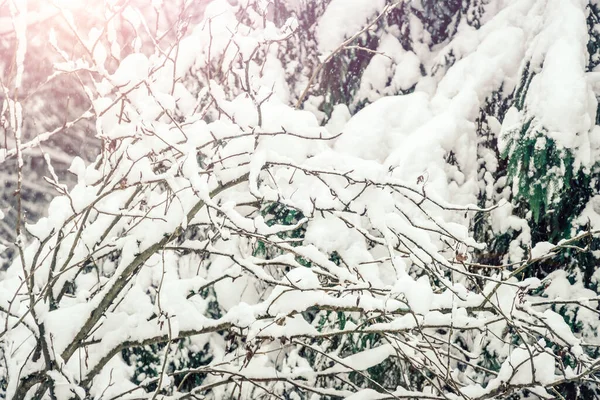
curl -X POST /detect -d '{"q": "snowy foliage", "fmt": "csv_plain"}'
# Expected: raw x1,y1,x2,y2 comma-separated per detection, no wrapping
1,0,600,399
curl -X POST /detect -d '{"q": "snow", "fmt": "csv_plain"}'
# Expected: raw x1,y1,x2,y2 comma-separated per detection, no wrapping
355,33,421,103
110,52,149,90
541,309,580,347
315,0,386,53
303,214,362,254
44,303,91,355
322,344,393,374
462,348,556,397
530,241,556,259
284,267,320,289
334,93,433,162
2,0,600,399
394,274,433,315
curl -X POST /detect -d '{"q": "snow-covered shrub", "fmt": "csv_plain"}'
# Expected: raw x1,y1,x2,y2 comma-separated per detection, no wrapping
2,1,600,399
